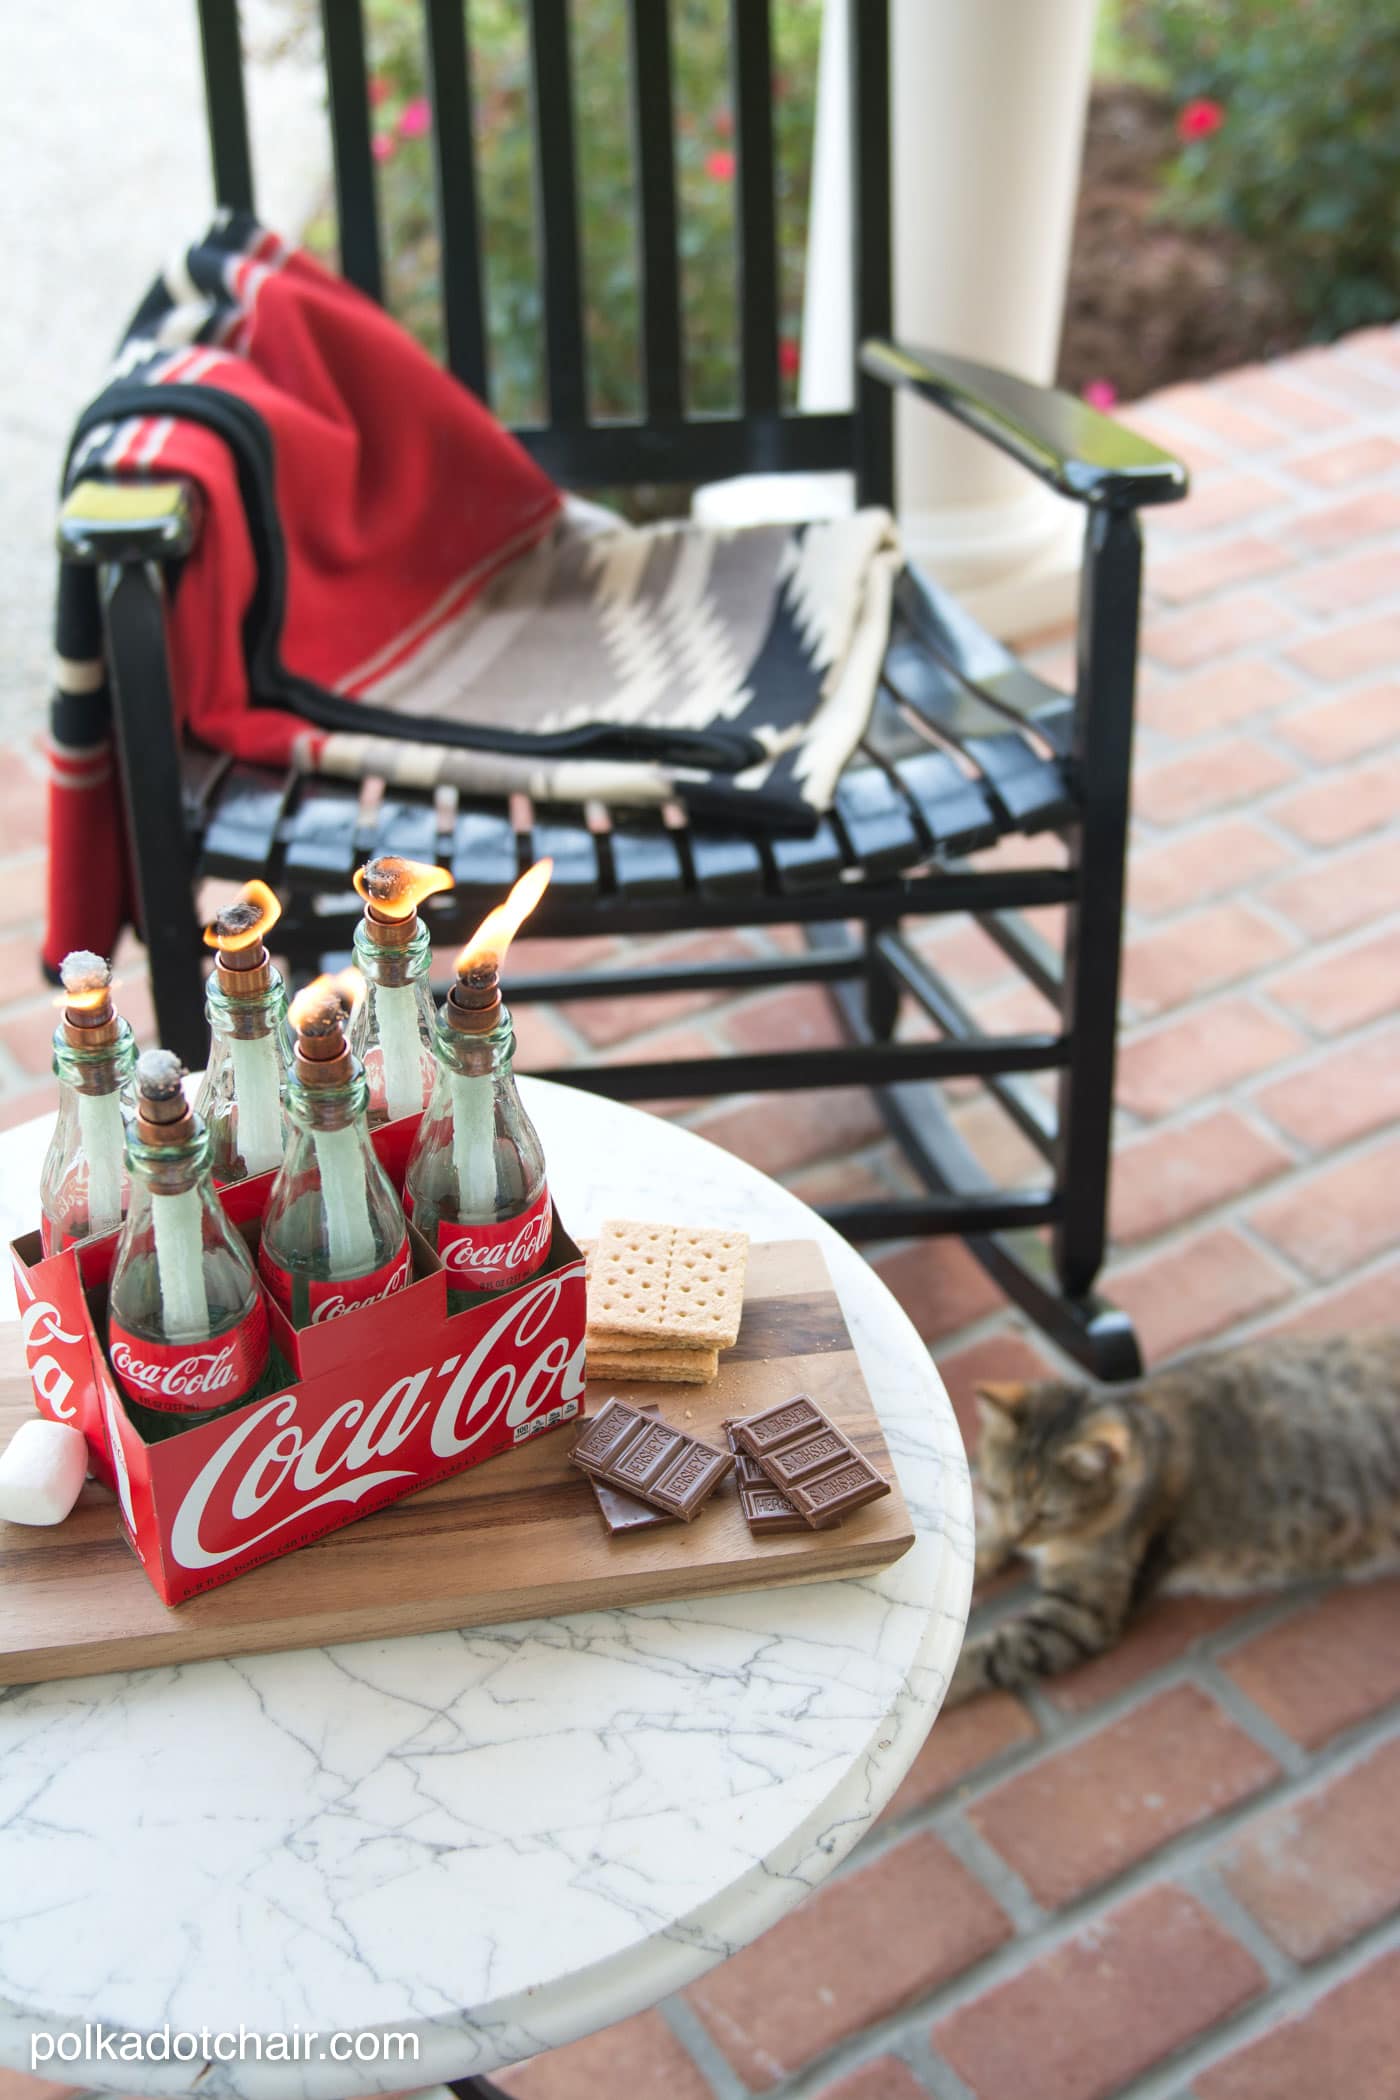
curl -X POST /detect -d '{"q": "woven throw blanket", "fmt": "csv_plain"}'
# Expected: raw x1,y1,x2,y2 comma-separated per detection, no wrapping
318,502,901,820
46,212,898,969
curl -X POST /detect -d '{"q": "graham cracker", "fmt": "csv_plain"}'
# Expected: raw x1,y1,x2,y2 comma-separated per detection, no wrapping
586,1328,714,1356
587,1346,720,1385
589,1220,748,1349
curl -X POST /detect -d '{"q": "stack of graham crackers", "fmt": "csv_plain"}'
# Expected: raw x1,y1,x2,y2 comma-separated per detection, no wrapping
585,1220,748,1385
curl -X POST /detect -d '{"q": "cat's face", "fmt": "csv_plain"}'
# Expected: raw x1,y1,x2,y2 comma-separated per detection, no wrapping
974,1379,1136,1549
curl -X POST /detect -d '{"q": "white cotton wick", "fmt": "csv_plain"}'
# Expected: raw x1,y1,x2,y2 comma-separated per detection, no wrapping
378,982,426,1122
77,1087,124,1236
0,1418,90,1526
152,1186,209,1339
451,1071,496,1216
229,1030,283,1175
312,1124,377,1274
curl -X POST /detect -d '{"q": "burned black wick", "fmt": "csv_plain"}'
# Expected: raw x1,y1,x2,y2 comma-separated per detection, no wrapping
361,855,409,906
296,996,344,1040
214,900,264,943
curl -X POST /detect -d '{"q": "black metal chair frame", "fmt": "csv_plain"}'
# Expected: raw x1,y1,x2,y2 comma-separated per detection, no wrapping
56,0,1187,1381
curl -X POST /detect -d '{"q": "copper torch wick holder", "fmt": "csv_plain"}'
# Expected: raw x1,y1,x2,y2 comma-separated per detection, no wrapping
61,994,121,1053
214,941,273,997
136,1090,195,1148
445,961,502,1036
365,904,417,952
294,1026,354,1089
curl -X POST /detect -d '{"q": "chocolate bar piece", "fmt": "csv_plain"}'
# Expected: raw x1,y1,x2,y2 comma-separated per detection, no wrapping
732,1395,891,1528
587,1407,679,1535
570,1398,734,1521
724,1422,809,1536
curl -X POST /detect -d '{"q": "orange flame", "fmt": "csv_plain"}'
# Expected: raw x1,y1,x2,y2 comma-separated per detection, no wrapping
288,968,363,1036
203,879,283,953
455,859,553,977
353,855,454,920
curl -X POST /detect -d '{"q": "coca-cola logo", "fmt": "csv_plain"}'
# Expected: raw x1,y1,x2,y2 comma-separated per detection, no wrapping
308,1245,412,1325
14,1269,86,1420
110,1338,239,1399
169,1267,586,1571
441,1207,551,1278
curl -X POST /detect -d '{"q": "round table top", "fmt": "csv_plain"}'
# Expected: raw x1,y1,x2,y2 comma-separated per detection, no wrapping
0,1080,972,2099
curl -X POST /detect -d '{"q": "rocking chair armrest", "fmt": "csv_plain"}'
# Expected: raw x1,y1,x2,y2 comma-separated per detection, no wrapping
57,477,202,565
859,339,1189,511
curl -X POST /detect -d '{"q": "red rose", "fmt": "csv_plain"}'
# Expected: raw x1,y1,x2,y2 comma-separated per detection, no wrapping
705,148,736,183
1177,97,1225,142
779,338,800,379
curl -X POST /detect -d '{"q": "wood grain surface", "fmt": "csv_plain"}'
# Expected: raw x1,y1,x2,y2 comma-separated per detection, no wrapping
0,1239,915,1685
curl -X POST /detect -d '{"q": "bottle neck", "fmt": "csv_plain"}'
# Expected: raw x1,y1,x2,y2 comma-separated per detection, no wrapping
127,1119,214,1198
286,1060,372,1134
433,1003,516,1080
354,914,432,990
52,1019,138,1098
206,966,289,1041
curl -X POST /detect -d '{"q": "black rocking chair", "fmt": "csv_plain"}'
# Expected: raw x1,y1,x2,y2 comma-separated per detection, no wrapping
55,0,1187,1381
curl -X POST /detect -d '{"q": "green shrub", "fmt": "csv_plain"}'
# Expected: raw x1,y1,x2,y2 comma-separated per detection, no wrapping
305,0,822,427
1128,0,1400,338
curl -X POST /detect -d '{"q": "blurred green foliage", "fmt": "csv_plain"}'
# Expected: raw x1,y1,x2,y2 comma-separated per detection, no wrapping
1124,0,1400,338
304,0,821,427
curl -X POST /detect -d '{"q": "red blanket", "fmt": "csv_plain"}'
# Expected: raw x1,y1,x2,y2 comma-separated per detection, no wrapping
47,217,560,969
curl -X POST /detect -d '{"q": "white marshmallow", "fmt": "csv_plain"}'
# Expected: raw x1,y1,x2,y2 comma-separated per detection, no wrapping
0,1418,90,1526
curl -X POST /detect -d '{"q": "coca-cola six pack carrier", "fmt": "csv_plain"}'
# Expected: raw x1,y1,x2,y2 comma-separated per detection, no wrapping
10,860,587,1605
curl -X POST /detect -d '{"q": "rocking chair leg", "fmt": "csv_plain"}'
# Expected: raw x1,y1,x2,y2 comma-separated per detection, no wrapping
1053,508,1141,1308
804,917,1142,1384
102,564,207,1067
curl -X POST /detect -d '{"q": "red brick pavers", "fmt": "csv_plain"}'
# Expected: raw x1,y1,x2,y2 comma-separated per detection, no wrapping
4,324,1400,2100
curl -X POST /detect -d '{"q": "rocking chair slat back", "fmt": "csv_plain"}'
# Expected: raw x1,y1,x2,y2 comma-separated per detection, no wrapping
321,0,383,304
424,0,490,396
528,0,589,428
627,0,684,424
195,0,893,494
731,0,781,419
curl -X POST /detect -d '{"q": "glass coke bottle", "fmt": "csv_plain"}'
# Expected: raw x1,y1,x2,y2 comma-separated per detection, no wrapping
403,960,551,1313
258,984,411,1329
107,1051,290,1442
40,951,138,1255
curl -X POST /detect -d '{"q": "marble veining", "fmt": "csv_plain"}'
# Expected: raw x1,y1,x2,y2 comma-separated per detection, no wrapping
0,1082,972,2098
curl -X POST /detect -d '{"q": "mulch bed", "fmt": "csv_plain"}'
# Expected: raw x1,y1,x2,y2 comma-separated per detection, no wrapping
1056,83,1302,404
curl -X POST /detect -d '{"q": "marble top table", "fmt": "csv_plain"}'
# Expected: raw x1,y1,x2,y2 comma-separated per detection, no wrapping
0,1080,973,2100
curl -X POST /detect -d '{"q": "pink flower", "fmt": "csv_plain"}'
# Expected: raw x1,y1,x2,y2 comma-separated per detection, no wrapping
1177,97,1225,142
1082,378,1118,411
368,74,390,110
704,148,736,182
372,133,397,163
779,337,800,379
399,97,431,139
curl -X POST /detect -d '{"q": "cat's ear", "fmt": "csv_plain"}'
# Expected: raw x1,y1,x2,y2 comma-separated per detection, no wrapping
976,1380,1032,1416
1061,1417,1132,1481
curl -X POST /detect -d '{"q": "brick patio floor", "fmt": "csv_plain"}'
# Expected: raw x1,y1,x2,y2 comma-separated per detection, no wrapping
3,321,1400,2100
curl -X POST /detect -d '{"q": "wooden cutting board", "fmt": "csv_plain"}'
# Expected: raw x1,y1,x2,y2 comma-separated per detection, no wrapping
0,1239,915,1686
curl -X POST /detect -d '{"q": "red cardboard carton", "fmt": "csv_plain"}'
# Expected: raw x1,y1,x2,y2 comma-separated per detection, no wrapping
9,1113,586,1603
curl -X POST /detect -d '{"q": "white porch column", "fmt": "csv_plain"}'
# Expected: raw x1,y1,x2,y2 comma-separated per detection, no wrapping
890,0,1098,638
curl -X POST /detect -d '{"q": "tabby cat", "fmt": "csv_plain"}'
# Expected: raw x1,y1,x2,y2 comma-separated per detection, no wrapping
948,1334,1400,1706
